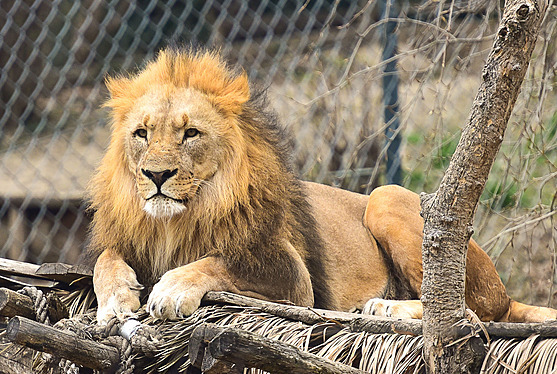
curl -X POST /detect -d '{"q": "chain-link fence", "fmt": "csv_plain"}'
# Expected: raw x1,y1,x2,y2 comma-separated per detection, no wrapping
1,0,556,306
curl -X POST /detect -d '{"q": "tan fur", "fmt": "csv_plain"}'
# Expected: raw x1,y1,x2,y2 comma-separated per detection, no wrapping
360,185,557,322
90,48,557,323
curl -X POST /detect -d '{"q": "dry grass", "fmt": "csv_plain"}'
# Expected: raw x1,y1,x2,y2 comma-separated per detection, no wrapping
129,304,557,373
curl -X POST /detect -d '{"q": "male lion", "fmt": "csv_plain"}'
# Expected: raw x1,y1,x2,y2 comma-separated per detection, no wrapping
89,47,557,324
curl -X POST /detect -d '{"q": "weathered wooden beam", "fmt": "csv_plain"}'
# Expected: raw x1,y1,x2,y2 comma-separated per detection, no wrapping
36,262,93,283
190,323,367,374
481,320,557,339
0,258,41,278
6,316,119,371
0,258,57,288
203,291,421,330
0,258,92,286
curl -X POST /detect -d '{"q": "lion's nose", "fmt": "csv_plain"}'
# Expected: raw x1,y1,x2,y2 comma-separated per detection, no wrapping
141,169,178,189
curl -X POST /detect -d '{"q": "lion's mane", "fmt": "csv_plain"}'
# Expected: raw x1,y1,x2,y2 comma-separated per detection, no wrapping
87,47,332,308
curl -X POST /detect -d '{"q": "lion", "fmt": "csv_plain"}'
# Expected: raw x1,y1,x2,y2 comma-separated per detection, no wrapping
88,47,557,324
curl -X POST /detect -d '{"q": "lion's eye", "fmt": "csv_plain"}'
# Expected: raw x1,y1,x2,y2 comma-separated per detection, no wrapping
184,128,199,140
134,129,148,139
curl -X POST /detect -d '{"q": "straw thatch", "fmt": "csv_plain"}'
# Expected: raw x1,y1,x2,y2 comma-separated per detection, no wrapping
150,305,425,373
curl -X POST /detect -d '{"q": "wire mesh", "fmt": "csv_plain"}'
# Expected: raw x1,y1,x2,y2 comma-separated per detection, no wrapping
0,0,556,307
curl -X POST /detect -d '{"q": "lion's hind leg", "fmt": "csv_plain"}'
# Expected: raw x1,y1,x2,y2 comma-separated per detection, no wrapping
363,185,557,323
363,185,425,298
362,185,510,321
360,185,426,320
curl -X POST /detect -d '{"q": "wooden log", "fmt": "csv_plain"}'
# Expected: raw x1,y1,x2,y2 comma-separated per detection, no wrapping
0,258,57,288
189,324,244,374
0,259,92,287
0,288,68,323
353,315,557,339
203,291,416,327
200,356,243,374
189,323,244,373
6,316,119,371
0,288,35,319
190,323,367,374
204,291,557,339
482,320,557,339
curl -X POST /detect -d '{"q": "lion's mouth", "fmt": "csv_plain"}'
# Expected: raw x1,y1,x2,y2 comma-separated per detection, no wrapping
143,193,188,218
146,193,188,205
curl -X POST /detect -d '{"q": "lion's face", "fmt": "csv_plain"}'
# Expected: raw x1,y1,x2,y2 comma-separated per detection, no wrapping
124,87,237,218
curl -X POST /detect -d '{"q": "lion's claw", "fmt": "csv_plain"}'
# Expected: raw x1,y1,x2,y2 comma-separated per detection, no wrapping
147,270,205,320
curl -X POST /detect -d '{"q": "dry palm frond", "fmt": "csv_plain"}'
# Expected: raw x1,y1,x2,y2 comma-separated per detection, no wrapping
143,304,424,373
143,304,557,374
58,286,96,317
481,335,557,374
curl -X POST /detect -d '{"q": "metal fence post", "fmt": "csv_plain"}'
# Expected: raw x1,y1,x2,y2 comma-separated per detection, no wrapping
381,0,402,185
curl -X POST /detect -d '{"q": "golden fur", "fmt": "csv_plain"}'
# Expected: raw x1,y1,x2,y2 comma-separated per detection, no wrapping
89,47,557,323
89,48,327,321
91,49,281,281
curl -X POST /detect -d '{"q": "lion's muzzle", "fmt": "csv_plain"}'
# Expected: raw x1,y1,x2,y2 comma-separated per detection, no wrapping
141,168,178,189
139,167,189,218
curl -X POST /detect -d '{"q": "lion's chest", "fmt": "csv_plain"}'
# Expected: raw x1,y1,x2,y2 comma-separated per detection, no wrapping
134,223,208,284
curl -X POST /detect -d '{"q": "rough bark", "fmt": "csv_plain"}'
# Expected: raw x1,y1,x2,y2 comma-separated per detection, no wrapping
0,287,69,323
420,1,547,373
6,316,119,371
0,288,35,319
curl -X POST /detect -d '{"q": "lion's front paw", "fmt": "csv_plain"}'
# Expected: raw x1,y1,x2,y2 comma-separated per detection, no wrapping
147,268,206,320
362,298,423,319
96,277,143,324
94,263,143,324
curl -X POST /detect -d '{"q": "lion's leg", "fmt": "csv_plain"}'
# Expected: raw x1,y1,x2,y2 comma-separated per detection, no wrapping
363,185,425,296
362,185,532,322
463,239,511,321
147,247,314,320
94,249,144,324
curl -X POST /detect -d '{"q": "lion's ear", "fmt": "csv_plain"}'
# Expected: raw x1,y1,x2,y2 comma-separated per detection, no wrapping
212,71,250,116
105,75,127,95
104,75,135,123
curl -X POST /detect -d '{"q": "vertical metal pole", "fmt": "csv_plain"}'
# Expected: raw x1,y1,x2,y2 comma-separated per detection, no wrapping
381,0,402,185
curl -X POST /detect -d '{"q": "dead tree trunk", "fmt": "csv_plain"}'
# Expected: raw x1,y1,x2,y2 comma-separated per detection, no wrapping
420,1,548,373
